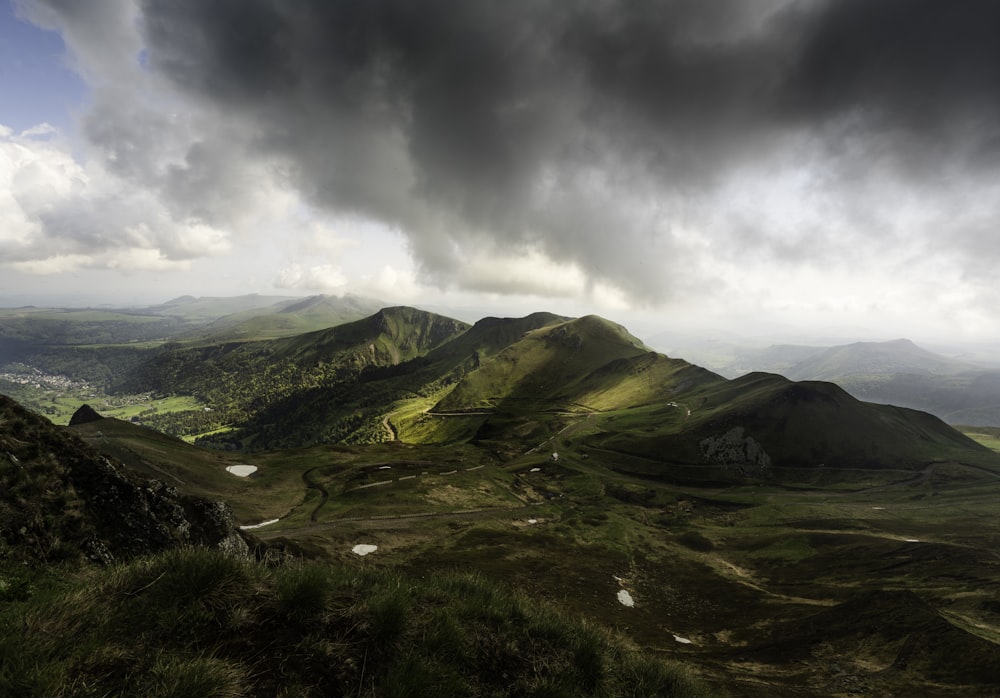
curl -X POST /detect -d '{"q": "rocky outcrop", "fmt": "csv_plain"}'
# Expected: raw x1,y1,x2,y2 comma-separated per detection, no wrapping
68,403,104,426
700,426,772,477
0,394,249,566
67,452,250,563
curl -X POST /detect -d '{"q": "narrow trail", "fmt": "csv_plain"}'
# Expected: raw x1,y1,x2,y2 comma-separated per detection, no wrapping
381,413,398,441
301,466,331,522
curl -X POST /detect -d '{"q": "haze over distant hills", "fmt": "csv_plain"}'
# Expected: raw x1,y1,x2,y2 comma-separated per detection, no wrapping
651,335,1000,427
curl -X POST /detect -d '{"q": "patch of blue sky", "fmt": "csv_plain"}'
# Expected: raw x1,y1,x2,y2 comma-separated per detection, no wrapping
0,3,86,134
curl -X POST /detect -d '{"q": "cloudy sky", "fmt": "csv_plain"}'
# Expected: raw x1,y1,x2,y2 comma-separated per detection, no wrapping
3,0,1000,342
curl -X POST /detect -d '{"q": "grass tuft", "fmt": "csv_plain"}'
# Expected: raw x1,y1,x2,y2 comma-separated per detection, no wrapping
274,562,332,620
148,654,245,698
364,580,413,648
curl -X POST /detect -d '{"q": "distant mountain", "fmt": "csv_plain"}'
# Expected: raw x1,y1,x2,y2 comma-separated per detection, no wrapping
0,306,185,350
716,339,1000,427
140,294,301,322
0,294,385,356
782,339,976,381
173,294,385,343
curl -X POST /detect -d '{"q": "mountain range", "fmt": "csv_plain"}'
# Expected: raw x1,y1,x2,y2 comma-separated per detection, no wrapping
68,305,997,486
4,297,1000,695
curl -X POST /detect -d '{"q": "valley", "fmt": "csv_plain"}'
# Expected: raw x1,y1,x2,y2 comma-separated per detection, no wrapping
65,388,1000,695
3,297,1000,695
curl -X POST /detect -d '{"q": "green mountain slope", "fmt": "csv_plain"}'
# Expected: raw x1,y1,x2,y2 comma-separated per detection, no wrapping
218,312,569,450
109,307,469,445
434,315,674,412
272,305,469,365
589,371,998,485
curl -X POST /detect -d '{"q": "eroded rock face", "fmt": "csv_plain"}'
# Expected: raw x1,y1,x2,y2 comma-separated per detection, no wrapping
0,394,249,565
69,455,251,563
700,426,772,476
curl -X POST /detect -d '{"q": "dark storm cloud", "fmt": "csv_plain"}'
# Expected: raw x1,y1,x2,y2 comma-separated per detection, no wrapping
130,0,1000,298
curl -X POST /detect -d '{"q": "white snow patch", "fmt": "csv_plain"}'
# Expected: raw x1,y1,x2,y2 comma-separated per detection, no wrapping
905,538,920,543
872,506,885,510
529,467,541,472
240,519,279,530
352,544,378,556
617,590,634,607
527,518,538,524
673,635,692,644
226,465,258,477
379,466,392,470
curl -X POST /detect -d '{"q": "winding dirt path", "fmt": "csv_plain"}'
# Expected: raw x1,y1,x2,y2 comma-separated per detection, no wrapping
302,465,332,522
381,413,397,441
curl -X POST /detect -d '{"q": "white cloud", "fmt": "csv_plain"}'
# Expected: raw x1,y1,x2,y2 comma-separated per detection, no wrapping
453,248,587,297
105,247,191,272
20,123,59,138
0,121,233,272
11,253,92,274
274,263,348,291
357,265,423,302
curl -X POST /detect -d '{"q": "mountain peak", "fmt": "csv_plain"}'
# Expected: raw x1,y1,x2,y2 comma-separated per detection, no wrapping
69,404,105,426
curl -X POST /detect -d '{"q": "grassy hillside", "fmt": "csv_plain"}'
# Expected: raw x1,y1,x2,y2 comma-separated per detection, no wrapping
0,395,710,697
67,395,1000,696
587,372,999,486
211,313,570,451
105,307,469,444
434,315,659,412
0,548,709,698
